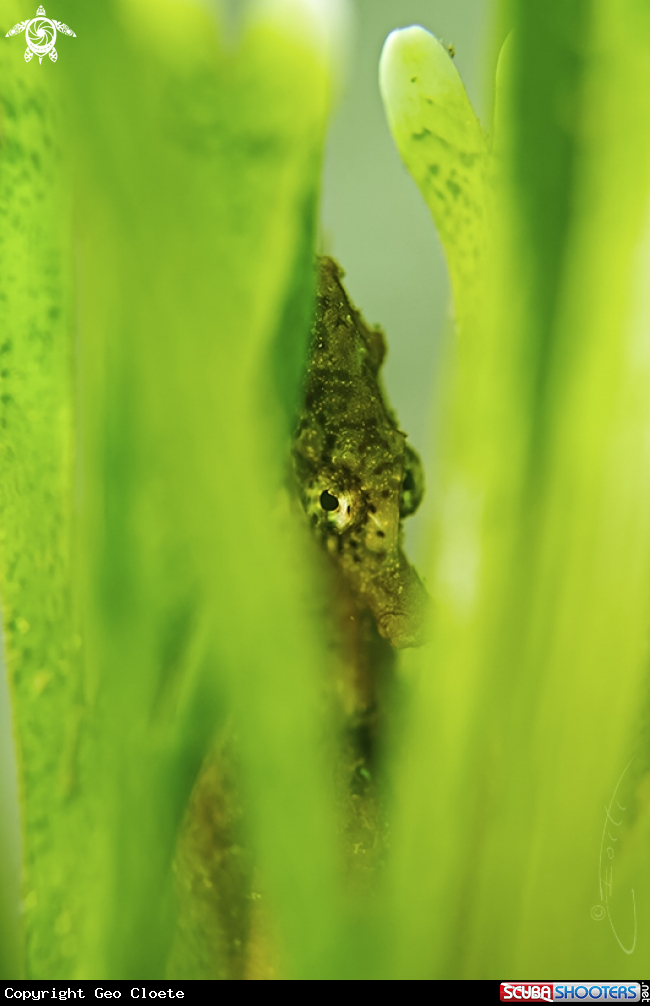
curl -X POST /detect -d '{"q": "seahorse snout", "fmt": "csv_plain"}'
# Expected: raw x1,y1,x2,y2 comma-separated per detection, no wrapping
370,552,430,648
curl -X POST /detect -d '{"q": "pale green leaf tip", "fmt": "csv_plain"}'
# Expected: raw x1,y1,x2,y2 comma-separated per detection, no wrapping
248,0,353,79
379,25,461,110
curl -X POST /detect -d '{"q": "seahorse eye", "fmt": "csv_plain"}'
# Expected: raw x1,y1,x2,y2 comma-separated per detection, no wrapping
399,444,425,518
320,490,339,512
307,483,361,532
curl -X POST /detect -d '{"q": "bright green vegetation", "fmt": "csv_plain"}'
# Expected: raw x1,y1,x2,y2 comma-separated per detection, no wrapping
1,0,650,980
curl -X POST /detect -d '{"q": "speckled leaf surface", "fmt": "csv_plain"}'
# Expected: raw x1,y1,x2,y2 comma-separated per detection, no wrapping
0,1,77,977
380,27,488,336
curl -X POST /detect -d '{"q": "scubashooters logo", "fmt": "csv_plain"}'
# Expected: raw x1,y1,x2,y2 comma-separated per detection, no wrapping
500,985,641,1002
5,5,76,63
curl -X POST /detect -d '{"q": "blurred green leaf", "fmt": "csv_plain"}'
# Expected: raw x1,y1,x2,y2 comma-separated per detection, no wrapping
382,3,650,980
0,0,353,979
